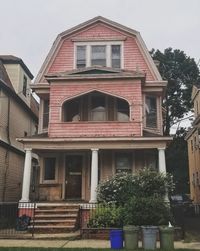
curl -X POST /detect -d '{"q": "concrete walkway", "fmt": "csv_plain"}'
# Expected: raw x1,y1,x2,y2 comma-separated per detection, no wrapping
0,239,199,249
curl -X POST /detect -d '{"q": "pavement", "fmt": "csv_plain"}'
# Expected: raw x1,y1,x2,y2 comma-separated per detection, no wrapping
0,237,200,249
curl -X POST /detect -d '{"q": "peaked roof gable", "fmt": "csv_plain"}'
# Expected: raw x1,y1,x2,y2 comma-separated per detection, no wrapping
35,16,162,83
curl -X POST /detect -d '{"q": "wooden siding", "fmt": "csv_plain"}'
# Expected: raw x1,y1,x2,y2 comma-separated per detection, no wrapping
48,23,155,81
48,79,142,137
0,145,24,201
37,149,157,202
0,89,37,151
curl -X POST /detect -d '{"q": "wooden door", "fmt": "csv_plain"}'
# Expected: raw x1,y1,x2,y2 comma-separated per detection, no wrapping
65,155,82,200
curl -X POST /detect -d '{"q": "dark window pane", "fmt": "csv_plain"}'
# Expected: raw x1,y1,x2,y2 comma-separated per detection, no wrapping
77,46,86,68
63,99,80,122
111,45,121,68
23,76,27,96
91,46,106,66
43,100,49,128
116,153,132,173
145,96,157,128
44,158,56,180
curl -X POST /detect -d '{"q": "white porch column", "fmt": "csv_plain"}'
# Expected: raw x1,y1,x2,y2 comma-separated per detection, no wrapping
158,147,169,201
90,148,99,203
158,147,166,174
20,148,32,202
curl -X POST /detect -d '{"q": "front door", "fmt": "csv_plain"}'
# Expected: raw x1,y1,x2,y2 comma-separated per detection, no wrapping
65,155,82,200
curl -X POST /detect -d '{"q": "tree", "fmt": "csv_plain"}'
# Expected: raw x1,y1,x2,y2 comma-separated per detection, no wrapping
166,127,189,194
151,48,199,135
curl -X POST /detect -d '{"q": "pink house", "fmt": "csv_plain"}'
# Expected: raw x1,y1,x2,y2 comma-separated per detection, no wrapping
18,16,171,205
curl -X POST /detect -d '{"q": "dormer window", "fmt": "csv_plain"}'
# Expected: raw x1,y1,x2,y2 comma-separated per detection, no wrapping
77,46,86,68
91,45,106,67
75,42,123,69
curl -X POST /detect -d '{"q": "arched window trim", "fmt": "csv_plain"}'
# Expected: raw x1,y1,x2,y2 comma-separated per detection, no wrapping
61,91,130,123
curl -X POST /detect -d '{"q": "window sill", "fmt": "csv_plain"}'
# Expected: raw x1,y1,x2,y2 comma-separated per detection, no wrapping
39,183,61,187
60,121,131,124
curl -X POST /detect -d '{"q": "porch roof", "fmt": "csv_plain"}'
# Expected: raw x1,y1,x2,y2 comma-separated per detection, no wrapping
17,134,172,150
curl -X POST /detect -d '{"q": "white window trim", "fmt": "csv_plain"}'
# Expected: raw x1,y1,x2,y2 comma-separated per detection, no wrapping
74,41,124,69
41,156,58,184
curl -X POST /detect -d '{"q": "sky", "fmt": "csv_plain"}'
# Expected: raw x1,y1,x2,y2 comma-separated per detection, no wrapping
0,0,200,78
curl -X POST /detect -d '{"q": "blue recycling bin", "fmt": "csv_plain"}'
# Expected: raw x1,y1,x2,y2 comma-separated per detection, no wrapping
110,229,123,249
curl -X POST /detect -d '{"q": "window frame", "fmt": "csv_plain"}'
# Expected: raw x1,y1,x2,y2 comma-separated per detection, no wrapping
115,152,132,173
22,75,27,96
144,95,158,129
42,99,49,129
74,41,124,69
42,156,58,184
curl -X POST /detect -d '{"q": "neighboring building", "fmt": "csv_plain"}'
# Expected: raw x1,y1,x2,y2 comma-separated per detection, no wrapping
0,56,38,202
186,83,200,203
18,16,171,203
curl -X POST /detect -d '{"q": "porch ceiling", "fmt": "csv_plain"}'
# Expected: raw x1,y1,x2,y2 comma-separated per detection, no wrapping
17,136,172,151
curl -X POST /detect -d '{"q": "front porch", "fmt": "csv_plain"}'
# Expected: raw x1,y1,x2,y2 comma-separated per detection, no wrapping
18,136,170,203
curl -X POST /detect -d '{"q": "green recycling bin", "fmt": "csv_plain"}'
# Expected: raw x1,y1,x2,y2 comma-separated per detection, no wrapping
123,225,139,250
159,226,174,250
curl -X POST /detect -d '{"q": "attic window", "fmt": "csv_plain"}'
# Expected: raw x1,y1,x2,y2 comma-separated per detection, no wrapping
75,41,123,69
77,46,86,68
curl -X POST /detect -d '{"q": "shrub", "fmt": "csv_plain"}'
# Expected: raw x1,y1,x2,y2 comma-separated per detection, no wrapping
97,172,135,206
97,168,174,206
87,205,123,228
122,196,171,226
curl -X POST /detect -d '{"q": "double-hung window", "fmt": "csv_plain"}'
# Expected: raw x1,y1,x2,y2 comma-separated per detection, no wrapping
75,42,122,69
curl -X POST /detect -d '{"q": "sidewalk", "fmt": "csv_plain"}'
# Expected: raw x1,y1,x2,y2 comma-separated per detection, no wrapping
0,238,200,249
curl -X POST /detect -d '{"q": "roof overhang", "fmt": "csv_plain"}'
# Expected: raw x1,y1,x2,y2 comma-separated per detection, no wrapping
17,136,172,151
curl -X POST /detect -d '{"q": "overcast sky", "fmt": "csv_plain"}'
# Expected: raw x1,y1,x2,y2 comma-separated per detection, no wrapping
0,0,199,77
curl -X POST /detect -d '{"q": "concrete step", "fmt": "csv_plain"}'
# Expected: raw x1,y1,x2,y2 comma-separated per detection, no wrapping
29,225,75,229
32,219,76,223
35,209,79,213
34,214,78,218
31,203,80,233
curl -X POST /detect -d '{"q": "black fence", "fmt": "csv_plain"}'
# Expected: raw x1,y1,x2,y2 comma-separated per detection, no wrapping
80,202,200,240
0,202,35,238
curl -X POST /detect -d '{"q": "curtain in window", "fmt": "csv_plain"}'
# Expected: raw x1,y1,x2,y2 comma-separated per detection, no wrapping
91,46,106,66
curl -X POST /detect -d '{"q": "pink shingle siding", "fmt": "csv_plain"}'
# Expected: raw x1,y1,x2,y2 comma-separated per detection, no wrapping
48,23,154,81
48,80,142,137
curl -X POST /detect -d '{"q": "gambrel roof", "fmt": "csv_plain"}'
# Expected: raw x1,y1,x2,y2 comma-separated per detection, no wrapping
35,16,163,83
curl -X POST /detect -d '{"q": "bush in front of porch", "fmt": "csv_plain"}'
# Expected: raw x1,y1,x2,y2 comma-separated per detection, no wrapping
89,168,174,228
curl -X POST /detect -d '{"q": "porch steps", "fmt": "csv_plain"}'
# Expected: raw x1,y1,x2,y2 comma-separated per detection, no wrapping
30,203,80,233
